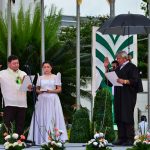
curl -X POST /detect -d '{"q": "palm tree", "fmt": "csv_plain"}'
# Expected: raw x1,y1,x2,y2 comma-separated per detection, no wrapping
0,3,90,126
0,3,64,125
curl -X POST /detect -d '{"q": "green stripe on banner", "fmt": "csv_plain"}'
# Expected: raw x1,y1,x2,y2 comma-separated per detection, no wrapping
96,34,115,59
117,36,133,53
96,49,105,62
128,51,134,58
96,66,105,80
109,35,120,45
96,66,107,89
96,66,113,90
96,49,111,68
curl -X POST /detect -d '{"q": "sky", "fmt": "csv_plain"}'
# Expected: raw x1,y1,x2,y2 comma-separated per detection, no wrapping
44,0,145,17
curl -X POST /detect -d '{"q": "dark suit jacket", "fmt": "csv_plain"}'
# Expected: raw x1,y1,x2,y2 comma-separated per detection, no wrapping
114,62,139,124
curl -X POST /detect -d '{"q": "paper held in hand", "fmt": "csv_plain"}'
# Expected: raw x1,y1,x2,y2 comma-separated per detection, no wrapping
20,75,35,92
105,71,123,86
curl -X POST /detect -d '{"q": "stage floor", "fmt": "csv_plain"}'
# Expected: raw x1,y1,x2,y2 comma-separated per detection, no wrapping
0,143,131,150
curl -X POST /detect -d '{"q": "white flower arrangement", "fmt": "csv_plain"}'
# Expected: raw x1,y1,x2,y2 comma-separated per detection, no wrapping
3,133,26,150
86,132,111,150
127,132,150,150
133,132,150,146
41,128,65,150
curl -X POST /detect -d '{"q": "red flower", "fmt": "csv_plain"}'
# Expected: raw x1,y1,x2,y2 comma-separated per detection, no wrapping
54,128,58,131
20,135,26,140
56,132,60,137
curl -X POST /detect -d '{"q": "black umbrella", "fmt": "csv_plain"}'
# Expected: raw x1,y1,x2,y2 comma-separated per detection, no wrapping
98,14,150,35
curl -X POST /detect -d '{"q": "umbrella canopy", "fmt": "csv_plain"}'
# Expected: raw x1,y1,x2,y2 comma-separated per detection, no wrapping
98,14,150,35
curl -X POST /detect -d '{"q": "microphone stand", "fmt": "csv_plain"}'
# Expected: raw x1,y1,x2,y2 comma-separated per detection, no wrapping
25,65,37,146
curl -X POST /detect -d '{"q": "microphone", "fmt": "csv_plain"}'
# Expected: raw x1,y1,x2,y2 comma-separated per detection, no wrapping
33,73,38,86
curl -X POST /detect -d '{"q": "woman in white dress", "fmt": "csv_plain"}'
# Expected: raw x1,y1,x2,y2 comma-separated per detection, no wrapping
27,61,68,145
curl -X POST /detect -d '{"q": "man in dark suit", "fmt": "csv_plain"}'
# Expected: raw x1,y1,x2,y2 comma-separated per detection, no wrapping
104,51,141,146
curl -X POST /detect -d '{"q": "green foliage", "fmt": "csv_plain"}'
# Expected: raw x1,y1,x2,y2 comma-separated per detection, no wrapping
127,142,150,150
0,3,62,71
137,35,148,78
0,123,5,144
140,0,148,16
93,88,115,142
70,107,90,143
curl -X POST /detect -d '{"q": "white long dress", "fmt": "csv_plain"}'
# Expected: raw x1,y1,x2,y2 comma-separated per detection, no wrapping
27,73,68,145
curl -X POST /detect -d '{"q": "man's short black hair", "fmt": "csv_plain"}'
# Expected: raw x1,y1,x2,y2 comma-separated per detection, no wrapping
141,115,147,122
111,60,119,67
7,55,18,63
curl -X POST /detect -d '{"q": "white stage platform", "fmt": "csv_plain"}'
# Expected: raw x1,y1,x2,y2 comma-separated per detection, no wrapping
0,143,131,150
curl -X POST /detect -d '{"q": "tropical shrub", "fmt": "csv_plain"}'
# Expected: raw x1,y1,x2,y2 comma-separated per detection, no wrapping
93,88,115,142
70,107,90,143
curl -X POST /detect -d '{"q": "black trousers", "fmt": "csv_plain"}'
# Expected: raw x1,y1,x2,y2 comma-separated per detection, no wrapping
4,106,26,135
117,122,134,142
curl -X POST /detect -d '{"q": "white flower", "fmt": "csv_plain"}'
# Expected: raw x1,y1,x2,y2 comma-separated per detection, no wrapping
90,139,95,142
57,142,62,147
87,141,92,145
4,144,10,150
51,141,56,145
4,135,11,140
18,142,23,146
23,142,26,147
58,130,63,134
13,142,18,147
99,132,104,138
12,133,19,139
93,142,98,146
103,139,108,145
147,132,150,135
50,148,53,150
134,139,141,145
94,133,100,139
99,142,104,147
0,124,2,128
134,135,139,140
4,142,9,147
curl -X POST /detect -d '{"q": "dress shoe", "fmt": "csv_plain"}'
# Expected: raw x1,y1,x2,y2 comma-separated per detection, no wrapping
112,140,124,145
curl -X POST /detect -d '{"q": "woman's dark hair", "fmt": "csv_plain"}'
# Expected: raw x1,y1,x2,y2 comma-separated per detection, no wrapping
42,61,53,68
141,115,147,122
7,55,18,63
